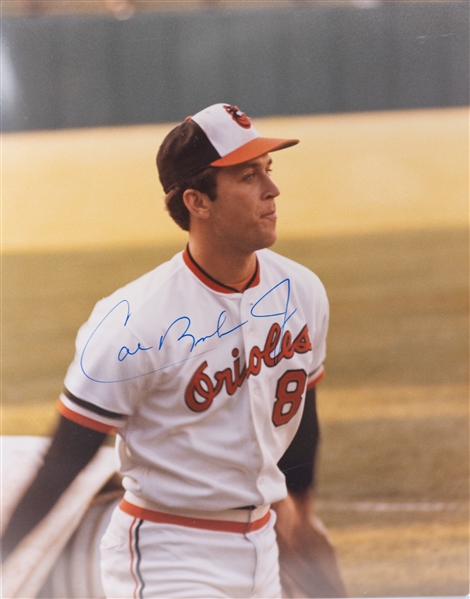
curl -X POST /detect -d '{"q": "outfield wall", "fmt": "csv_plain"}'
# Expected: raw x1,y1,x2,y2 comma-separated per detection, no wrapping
1,1,468,132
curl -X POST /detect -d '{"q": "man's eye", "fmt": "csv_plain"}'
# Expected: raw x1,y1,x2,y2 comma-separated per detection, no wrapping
266,168,273,176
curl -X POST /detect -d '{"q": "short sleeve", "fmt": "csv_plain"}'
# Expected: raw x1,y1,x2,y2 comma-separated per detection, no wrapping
64,296,154,417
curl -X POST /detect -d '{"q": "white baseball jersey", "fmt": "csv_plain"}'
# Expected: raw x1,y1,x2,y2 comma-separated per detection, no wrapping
60,247,328,512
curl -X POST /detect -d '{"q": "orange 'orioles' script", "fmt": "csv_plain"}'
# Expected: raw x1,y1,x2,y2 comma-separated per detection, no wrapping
185,323,312,425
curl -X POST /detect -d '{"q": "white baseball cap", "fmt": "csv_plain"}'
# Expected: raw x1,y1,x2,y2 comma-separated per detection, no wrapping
157,103,299,193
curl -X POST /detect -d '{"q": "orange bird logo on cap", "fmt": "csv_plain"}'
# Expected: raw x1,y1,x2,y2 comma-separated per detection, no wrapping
223,105,251,129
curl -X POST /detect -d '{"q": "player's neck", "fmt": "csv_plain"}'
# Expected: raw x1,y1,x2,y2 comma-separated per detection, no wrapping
187,240,257,289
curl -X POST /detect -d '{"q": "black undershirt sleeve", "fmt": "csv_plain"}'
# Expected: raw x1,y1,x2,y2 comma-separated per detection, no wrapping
1,415,107,561
277,387,320,495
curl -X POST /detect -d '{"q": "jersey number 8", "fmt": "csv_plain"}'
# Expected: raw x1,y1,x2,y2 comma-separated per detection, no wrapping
272,369,307,427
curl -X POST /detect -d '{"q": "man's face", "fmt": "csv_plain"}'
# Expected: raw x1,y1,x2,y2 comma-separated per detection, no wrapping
207,154,281,254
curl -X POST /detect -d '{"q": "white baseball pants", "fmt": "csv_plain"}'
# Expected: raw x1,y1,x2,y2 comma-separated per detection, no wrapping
100,502,282,599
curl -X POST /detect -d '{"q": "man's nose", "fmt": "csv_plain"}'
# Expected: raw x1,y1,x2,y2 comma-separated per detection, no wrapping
264,176,280,199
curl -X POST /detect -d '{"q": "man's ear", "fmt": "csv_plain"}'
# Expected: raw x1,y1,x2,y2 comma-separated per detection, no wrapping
182,189,212,221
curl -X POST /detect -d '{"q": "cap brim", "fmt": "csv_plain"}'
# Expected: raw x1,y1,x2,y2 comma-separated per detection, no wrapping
210,137,299,167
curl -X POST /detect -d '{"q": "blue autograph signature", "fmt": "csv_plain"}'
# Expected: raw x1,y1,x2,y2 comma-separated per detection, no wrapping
80,279,296,384
158,311,247,354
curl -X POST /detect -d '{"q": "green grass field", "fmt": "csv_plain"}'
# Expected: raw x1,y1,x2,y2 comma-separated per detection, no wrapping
2,108,468,597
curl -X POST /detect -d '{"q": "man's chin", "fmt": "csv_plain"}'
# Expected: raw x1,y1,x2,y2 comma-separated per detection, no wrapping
264,231,277,249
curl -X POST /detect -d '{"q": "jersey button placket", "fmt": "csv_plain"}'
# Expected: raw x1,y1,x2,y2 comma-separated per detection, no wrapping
241,291,276,505
240,295,264,407
240,296,255,397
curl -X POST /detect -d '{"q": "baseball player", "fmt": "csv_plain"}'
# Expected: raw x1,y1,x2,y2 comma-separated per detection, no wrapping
2,104,346,598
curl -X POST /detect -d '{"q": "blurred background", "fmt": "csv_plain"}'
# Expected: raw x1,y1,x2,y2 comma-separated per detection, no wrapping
2,0,468,132
2,0,469,597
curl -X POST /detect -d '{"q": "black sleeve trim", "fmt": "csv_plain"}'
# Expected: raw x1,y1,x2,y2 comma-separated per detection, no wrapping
64,388,124,420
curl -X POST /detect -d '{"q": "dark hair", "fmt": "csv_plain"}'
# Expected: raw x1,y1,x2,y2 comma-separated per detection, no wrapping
164,167,218,231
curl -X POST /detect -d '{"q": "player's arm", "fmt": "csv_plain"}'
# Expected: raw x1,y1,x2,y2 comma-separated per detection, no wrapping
275,385,321,546
274,387,348,598
277,386,320,495
275,386,320,535
1,414,107,561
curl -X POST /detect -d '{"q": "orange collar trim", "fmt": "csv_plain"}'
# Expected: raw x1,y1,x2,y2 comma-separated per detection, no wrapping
183,247,260,294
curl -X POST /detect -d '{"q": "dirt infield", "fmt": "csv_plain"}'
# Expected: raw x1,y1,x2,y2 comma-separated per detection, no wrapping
2,108,468,596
